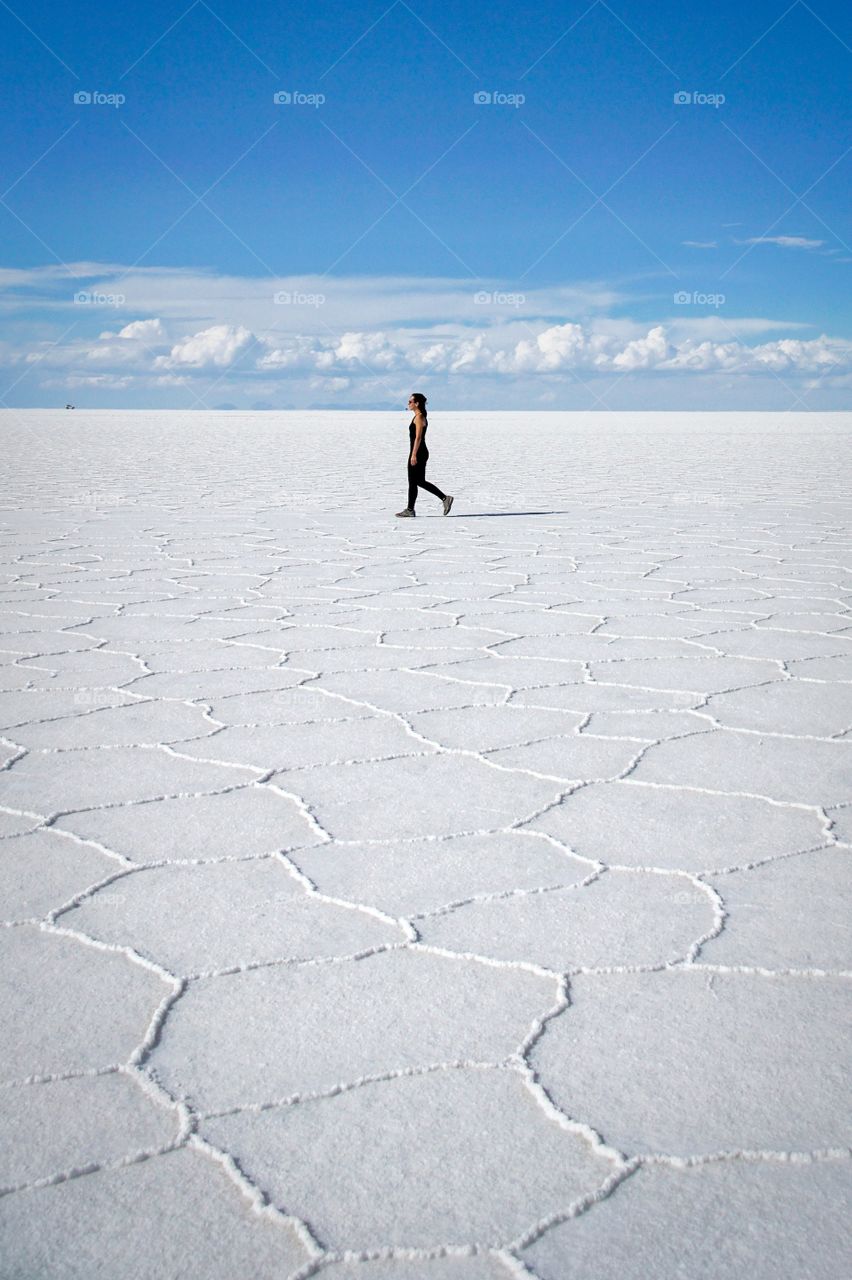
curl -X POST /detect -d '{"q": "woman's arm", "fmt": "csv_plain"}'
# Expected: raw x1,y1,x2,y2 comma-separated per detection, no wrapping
410,410,426,462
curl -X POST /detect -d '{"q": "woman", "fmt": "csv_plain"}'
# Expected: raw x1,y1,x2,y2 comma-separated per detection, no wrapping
396,392,453,517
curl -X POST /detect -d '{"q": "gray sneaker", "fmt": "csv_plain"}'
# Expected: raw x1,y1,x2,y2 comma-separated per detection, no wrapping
442,495,454,515
395,508,416,517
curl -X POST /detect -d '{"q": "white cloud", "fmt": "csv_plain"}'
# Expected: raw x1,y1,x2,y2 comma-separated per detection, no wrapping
5,261,851,407
94,317,169,354
257,343,309,370
665,316,812,339
740,236,825,249
749,335,842,371
155,324,254,369
0,261,627,331
612,325,673,370
667,333,845,373
308,375,351,391
116,318,167,341
23,315,852,386
666,340,741,372
42,374,134,389
333,331,405,369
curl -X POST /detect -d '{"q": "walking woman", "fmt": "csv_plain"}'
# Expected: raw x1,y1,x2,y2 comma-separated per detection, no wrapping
396,392,453,517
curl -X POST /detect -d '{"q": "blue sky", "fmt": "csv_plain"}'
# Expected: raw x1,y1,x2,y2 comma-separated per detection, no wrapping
1,0,850,409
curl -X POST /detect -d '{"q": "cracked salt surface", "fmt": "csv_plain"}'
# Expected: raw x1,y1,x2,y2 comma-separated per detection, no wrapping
1,410,851,1278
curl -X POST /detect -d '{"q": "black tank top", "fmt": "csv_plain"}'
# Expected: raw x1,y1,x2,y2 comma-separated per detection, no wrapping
409,416,427,445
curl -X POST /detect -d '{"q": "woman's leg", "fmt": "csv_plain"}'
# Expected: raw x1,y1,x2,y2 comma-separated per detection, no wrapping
415,451,445,503
418,477,446,501
407,450,445,509
407,461,419,510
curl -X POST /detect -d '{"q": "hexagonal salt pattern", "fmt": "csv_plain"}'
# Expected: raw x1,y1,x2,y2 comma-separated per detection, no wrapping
62,859,405,974
527,780,825,872
529,970,851,1156
0,1146,310,1277
149,949,557,1111
291,830,588,917
51,784,319,863
1,744,258,815
272,752,564,841
0,1072,180,1188
632,729,852,806
321,1258,517,1279
418,870,713,970
522,1158,852,1280
202,1068,611,1250
706,680,852,736
0,926,171,1080
2,412,850,1279
697,847,852,970
0,826,119,919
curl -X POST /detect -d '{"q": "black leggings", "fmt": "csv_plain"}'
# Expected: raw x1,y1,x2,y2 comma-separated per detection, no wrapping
407,448,445,509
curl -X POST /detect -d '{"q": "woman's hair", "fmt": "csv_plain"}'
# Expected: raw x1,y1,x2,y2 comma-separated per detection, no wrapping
411,392,427,413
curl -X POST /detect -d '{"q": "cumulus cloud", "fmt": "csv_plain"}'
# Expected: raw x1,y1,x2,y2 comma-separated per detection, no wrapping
7,262,851,405
244,321,852,380
24,315,852,387
254,320,852,381
612,325,673,370
155,325,254,369
258,330,406,373
333,330,404,369
257,339,315,371
96,318,168,345
116,318,167,341
666,332,844,373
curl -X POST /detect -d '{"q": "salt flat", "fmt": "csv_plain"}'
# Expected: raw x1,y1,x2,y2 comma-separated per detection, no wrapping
0,410,850,1279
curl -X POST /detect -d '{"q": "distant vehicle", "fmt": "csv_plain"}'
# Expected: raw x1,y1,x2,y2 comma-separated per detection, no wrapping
65,403,75,409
